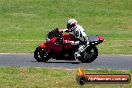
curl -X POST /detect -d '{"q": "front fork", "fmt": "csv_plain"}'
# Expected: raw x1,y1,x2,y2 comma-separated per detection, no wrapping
43,50,50,58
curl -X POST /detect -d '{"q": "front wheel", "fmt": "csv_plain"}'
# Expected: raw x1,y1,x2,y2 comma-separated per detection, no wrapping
34,47,51,62
78,46,98,63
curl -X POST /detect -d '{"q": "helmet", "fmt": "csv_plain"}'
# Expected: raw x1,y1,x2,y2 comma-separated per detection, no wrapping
67,19,77,31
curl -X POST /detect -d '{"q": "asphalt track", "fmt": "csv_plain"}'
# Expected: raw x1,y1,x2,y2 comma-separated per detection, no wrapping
0,53,132,70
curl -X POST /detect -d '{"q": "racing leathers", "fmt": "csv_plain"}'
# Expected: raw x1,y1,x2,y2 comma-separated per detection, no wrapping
61,25,89,59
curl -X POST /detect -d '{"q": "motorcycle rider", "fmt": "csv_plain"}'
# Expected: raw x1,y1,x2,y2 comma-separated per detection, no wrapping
60,19,89,59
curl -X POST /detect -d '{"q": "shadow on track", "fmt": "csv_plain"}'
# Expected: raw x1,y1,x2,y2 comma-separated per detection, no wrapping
46,61,81,64
31,60,81,64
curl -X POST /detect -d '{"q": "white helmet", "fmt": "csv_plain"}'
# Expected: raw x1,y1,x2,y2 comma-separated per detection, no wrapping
67,19,77,31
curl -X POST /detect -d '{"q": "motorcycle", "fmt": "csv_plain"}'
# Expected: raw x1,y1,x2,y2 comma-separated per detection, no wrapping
34,28,104,63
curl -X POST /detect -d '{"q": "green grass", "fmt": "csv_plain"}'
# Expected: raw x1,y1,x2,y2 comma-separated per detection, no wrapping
0,0,132,54
0,67,131,88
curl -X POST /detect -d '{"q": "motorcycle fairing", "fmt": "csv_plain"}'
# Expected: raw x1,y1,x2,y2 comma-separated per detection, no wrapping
62,34,75,49
88,35,104,45
39,43,46,48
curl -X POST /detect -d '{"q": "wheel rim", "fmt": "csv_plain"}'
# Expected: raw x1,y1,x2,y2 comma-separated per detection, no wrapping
37,49,46,59
84,48,95,60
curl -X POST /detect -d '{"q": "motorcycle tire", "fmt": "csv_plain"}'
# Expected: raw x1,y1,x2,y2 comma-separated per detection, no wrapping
34,47,51,62
78,46,98,63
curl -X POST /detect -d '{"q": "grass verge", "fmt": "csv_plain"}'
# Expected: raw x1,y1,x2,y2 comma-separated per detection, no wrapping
0,67,131,88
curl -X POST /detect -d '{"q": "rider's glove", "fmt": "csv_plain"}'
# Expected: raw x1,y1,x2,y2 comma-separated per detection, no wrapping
70,41,80,45
63,40,71,44
64,40,80,45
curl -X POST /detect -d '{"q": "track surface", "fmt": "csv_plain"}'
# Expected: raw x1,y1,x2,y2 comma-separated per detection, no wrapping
0,54,132,70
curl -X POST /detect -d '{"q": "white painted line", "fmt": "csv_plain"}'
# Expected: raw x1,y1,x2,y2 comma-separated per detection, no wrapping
0,53,33,55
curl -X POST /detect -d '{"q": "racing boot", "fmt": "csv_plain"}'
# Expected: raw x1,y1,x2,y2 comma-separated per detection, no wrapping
74,51,81,60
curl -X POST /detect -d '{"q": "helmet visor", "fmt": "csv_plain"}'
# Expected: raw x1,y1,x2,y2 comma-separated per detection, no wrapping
67,23,75,30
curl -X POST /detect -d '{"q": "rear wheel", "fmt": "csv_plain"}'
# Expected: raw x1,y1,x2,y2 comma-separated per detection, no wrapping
78,46,98,63
34,47,51,62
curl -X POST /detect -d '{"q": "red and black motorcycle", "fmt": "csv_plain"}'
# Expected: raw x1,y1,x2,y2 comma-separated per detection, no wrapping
34,28,104,63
